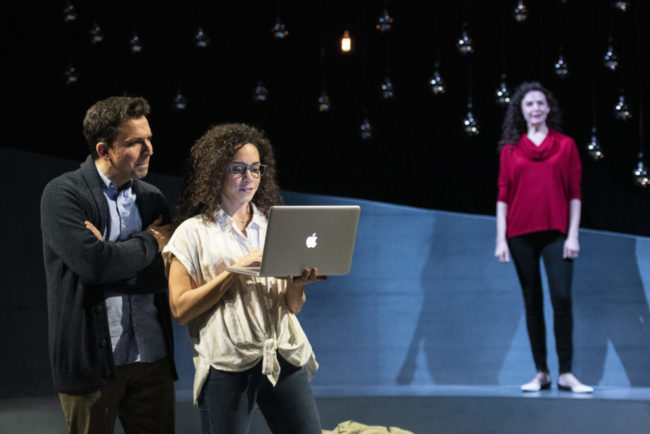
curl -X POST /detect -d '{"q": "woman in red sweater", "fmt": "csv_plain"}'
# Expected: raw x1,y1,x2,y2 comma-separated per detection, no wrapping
495,81,593,393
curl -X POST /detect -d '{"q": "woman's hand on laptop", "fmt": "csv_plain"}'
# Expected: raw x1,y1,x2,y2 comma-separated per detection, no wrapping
283,268,327,314
285,268,328,286
232,249,263,268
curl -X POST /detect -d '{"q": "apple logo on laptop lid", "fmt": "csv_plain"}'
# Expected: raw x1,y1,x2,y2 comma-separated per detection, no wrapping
306,233,318,248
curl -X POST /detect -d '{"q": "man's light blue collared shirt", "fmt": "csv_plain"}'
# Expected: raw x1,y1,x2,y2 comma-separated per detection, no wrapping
97,167,166,365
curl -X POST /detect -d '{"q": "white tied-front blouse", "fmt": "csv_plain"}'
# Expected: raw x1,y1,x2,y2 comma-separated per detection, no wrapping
163,205,318,404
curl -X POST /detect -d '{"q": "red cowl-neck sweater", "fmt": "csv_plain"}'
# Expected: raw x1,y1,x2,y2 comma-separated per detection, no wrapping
497,128,582,238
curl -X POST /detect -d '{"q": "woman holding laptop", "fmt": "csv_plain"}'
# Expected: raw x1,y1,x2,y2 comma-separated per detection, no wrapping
163,123,324,434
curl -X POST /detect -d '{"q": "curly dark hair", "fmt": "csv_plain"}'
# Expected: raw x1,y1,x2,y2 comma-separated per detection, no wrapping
498,81,562,151
82,96,150,159
175,123,281,225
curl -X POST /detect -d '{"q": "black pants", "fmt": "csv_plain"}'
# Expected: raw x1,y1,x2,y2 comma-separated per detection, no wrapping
59,357,176,434
508,231,574,374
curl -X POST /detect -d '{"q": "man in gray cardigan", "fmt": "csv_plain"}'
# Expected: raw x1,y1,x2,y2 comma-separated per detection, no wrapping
41,96,177,434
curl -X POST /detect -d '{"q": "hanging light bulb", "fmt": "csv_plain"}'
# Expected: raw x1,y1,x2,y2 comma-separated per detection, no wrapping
173,90,188,111
62,1,77,23
495,74,511,105
613,1,630,12
271,18,289,39
380,76,394,99
463,104,479,136
64,63,79,85
553,54,569,77
429,66,446,95
602,41,618,71
456,26,473,55
513,1,528,22
89,21,104,45
253,81,269,102
317,90,331,112
340,30,352,53
129,33,143,54
195,26,210,48
360,115,372,140
586,128,604,160
614,94,632,121
376,8,394,32
633,160,650,187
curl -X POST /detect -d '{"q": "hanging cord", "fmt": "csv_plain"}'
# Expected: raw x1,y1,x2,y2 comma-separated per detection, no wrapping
538,0,545,81
383,1,391,82
500,0,507,77
590,0,598,132
635,0,644,160
467,47,473,110
617,0,627,96
434,1,440,66
317,0,326,87
361,0,369,113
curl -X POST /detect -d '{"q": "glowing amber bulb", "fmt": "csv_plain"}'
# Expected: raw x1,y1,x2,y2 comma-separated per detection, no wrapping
341,30,352,53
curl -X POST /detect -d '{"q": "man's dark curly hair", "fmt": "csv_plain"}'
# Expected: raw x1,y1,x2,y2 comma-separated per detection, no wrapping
175,123,281,225
498,81,562,152
82,96,151,159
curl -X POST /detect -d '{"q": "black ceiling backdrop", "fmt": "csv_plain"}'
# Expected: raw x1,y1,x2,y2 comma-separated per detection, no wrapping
5,0,650,235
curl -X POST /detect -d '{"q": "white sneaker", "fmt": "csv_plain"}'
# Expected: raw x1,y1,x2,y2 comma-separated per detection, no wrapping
558,373,594,393
521,373,551,392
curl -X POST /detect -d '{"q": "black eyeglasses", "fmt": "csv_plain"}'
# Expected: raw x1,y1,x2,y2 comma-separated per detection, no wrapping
229,163,267,178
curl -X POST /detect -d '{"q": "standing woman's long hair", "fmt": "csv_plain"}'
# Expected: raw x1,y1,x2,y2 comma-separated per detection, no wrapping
499,81,563,152
175,123,281,226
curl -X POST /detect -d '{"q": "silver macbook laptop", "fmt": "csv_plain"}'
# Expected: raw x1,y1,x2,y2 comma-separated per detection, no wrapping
227,205,360,277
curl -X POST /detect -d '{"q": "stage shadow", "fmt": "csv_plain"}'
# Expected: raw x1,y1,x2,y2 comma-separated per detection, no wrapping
397,213,521,385
573,231,650,386
397,219,650,388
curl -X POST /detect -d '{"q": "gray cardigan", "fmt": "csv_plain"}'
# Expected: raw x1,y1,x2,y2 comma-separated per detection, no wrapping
40,156,177,392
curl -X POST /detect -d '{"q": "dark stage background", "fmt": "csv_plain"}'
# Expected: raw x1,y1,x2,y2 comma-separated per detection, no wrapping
4,0,650,235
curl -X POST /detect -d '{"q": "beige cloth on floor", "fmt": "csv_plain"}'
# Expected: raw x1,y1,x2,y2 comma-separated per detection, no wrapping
322,420,414,434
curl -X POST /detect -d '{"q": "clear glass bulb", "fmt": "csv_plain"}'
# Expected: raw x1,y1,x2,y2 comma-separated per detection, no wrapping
195,27,210,48
380,76,394,99
586,129,604,160
456,30,473,55
64,63,79,85
614,94,632,121
253,82,269,102
341,30,352,53
633,161,649,187
602,43,618,71
553,54,569,77
495,76,511,105
463,109,479,136
429,69,446,95
376,8,394,32
129,33,143,54
514,1,528,22
90,22,104,44
173,90,188,110
360,116,372,140
271,19,289,39
317,90,331,112
614,1,630,12
62,1,77,23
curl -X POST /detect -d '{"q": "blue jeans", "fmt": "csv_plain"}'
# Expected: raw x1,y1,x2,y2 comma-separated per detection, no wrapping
198,355,322,434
